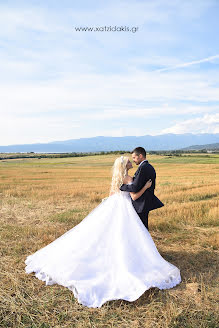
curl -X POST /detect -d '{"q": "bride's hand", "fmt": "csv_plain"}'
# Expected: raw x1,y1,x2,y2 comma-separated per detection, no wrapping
145,179,152,189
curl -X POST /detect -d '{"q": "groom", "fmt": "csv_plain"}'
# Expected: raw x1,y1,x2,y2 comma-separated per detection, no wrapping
120,147,164,230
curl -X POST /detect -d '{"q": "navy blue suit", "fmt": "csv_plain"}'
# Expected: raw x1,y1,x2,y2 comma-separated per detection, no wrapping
120,160,164,229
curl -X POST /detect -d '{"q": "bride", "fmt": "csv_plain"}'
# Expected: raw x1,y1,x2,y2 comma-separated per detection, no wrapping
25,156,181,308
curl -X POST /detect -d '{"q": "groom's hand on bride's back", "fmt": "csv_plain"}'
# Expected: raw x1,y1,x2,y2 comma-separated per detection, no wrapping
145,179,152,189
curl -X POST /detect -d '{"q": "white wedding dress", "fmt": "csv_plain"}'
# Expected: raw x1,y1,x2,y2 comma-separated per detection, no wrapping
25,190,181,308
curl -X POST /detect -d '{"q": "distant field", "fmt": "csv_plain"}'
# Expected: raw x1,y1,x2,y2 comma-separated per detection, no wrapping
0,154,218,328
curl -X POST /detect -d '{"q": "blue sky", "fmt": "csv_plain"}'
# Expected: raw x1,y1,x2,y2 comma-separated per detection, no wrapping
0,0,219,145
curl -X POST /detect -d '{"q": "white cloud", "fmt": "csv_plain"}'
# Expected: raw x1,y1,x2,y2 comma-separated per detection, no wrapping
155,54,219,72
1,69,219,117
161,114,219,134
82,104,219,120
0,0,219,145
0,7,67,37
0,114,80,145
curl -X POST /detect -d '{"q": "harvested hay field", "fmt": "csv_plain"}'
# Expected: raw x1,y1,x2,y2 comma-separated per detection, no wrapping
0,153,218,328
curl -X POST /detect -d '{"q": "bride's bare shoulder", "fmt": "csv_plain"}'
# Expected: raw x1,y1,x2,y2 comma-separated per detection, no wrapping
123,175,133,184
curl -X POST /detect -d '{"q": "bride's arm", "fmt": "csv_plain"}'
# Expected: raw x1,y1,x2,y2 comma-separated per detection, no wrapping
109,176,132,196
130,179,152,201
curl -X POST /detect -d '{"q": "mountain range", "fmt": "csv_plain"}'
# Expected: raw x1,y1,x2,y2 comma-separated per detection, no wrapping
182,142,219,150
0,133,218,153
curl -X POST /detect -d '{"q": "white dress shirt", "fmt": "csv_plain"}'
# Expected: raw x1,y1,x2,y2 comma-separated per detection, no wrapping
138,159,147,167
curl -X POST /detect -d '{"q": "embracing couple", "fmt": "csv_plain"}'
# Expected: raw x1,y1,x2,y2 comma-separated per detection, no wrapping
114,146,164,231
25,147,181,308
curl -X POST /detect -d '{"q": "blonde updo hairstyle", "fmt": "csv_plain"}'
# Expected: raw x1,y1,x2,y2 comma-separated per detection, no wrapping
110,156,129,194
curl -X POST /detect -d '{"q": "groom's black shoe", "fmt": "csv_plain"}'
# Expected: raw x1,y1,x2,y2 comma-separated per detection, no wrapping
138,212,149,230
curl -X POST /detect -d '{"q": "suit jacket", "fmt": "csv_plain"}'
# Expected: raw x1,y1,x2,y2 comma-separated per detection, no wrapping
120,160,164,213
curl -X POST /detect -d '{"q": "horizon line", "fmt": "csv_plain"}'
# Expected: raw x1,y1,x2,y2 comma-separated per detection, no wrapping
1,132,218,147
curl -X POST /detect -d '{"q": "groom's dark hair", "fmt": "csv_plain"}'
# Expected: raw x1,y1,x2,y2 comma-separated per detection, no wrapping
131,147,146,158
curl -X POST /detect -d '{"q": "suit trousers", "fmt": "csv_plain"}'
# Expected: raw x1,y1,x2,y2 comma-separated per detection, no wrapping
137,211,149,230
